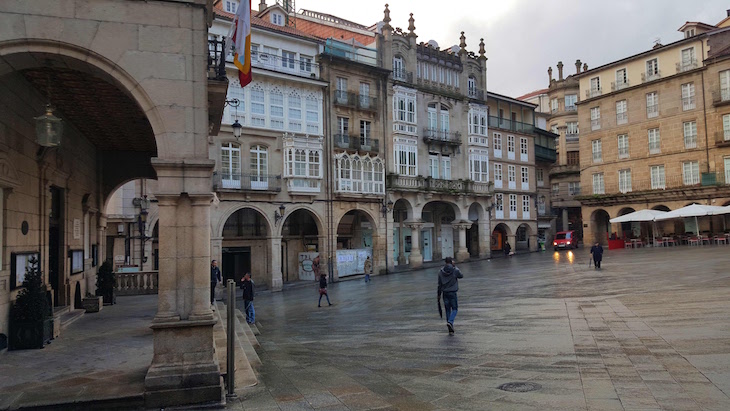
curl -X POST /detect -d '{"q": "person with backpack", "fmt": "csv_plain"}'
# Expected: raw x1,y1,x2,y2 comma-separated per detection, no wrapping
437,257,463,335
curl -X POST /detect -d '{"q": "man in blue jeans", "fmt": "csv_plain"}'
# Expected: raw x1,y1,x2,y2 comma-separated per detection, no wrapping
437,257,463,335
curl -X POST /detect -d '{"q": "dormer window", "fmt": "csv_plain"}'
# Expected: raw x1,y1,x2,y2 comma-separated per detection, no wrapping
271,12,284,26
225,1,238,13
684,28,696,38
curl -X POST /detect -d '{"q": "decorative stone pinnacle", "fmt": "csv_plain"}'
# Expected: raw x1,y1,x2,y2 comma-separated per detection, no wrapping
383,4,391,25
479,38,486,57
407,13,416,36
459,31,467,55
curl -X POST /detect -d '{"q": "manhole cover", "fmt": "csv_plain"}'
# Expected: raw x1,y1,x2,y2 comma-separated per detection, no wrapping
497,382,541,392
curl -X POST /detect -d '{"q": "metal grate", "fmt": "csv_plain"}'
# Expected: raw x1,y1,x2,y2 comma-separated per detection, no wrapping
497,382,541,393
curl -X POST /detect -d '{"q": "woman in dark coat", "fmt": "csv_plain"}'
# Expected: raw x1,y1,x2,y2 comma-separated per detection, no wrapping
318,273,332,307
590,242,604,268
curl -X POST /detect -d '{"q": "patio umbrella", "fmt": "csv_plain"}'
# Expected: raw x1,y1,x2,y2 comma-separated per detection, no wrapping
654,204,726,236
610,209,667,244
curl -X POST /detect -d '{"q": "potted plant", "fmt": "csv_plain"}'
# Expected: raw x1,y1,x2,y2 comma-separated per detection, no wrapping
9,256,53,350
82,292,103,313
96,260,116,305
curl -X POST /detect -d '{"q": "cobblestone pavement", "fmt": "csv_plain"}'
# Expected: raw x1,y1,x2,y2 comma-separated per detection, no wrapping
229,246,730,411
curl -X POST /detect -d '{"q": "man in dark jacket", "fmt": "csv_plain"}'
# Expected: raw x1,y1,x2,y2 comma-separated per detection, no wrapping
241,272,255,324
590,242,604,269
437,257,463,334
210,260,221,306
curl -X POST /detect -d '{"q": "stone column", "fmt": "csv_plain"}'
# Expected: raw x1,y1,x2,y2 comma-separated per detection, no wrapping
478,219,491,258
397,220,406,266
145,159,221,407
529,234,539,252
562,208,569,232
210,237,223,271
406,221,423,268
270,236,283,290
507,234,516,254
455,222,471,262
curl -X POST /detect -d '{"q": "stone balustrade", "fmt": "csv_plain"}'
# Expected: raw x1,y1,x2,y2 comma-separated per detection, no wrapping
116,271,159,295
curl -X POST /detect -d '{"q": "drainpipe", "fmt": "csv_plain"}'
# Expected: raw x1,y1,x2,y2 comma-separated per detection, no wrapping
381,70,390,274
701,39,710,174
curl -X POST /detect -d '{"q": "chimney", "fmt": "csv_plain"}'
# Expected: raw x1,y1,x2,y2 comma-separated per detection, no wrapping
259,0,267,12
727,9,730,17
548,67,553,83
583,63,588,72
557,61,564,81
575,59,582,74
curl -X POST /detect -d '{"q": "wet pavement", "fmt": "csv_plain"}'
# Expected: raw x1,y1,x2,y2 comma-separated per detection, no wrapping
229,246,730,411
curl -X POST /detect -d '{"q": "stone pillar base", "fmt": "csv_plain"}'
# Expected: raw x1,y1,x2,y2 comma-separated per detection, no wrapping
409,253,423,269
144,320,221,408
397,255,406,266
271,277,283,292
456,249,470,262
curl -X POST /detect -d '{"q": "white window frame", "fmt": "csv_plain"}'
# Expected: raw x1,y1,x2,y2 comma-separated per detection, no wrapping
494,163,503,189
221,142,242,189
509,194,517,219
507,135,515,160
519,137,528,161
394,140,417,176
682,161,700,185
618,169,632,193
568,182,580,196
683,121,697,149
646,92,658,118
508,165,516,190
495,193,504,219
723,114,730,141
493,133,502,158
590,107,601,130
616,100,628,125
720,70,730,101
591,139,602,163
648,128,660,154
615,68,628,88
565,94,577,111
250,145,269,189
520,166,529,190
650,165,665,189
429,154,439,179
618,134,629,159
592,173,605,194
536,168,544,187
469,149,489,182
522,195,530,219
551,98,558,113
681,83,695,111
441,156,451,179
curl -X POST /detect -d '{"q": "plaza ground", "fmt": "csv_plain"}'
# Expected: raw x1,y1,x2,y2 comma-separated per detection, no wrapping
1,246,730,410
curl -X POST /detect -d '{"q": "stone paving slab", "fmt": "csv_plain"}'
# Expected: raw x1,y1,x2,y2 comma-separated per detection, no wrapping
228,246,730,411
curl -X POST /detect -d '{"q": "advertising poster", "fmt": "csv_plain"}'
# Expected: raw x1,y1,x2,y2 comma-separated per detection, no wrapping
298,252,319,281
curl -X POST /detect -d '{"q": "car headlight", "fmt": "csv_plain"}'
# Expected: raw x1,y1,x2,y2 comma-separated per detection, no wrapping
553,242,557,245
567,241,571,245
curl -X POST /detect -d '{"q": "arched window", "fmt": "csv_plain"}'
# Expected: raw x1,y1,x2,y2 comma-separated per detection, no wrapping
288,91,301,131
308,150,320,177
440,104,450,133
363,157,374,193
373,159,384,194
427,103,438,131
468,76,477,96
270,87,284,129
221,142,241,189
250,145,268,189
250,84,265,127
339,155,352,191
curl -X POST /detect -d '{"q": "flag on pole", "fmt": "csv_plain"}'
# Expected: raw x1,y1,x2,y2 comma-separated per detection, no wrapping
226,0,252,87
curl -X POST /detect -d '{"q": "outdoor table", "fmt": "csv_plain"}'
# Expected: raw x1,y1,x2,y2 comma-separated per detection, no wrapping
714,236,727,245
662,237,675,247
631,239,643,248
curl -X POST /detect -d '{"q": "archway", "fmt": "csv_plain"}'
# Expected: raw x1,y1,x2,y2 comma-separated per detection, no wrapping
281,208,322,283
467,202,485,257
222,207,271,286
392,198,413,266
336,210,378,278
491,223,512,252
516,223,533,251
617,207,636,239
652,205,677,236
420,201,459,262
591,209,611,245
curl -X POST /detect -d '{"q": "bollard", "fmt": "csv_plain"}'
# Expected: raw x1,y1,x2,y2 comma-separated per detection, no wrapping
226,279,236,398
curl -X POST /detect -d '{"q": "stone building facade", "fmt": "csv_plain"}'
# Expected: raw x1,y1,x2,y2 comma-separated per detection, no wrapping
1,0,229,406
576,17,730,244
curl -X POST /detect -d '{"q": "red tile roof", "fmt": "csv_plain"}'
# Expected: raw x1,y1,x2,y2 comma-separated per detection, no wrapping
212,2,319,41
516,88,549,101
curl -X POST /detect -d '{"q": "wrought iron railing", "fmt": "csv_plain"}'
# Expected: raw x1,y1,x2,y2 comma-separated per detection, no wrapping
586,88,602,99
575,173,729,197
641,70,661,82
488,116,534,134
208,38,227,80
676,59,698,73
334,133,380,152
386,174,493,195
213,172,282,191
611,81,629,91
392,68,413,83
422,128,461,144
467,88,485,99
333,90,378,111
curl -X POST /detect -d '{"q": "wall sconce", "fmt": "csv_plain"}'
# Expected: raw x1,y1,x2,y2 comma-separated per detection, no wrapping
225,98,243,140
381,199,393,218
274,204,286,224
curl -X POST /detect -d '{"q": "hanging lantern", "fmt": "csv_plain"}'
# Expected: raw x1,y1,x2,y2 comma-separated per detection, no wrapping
34,104,63,147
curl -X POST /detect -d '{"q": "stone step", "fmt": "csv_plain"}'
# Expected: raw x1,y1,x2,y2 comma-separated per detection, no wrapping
214,302,258,390
233,310,261,369
59,308,85,330
235,311,260,349
250,323,260,336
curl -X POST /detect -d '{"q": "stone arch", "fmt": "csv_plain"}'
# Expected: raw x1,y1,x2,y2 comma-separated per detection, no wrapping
335,209,379,276
590,209,611,245
616,207,636,238
0,39,166,156
491,222,512,253
515,223,534,251
392,198,413,222
652,205,671,211
215,203,275,238
220,206,272,284
277,205,324,238
467,202,485,257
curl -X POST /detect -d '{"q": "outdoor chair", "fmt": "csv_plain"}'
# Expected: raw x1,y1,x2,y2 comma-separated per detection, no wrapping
688,237,700,246
654,237,665,247
624,241,632,249
664,237,676,247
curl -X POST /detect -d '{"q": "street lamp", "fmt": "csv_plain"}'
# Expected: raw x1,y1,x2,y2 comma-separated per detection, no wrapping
381,199,393,218
35,104,63,147
274,204,286,225
136,195,151,266
231,119,242,140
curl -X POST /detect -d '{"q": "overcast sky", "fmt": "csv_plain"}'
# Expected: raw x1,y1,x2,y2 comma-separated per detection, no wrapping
293,0,729,97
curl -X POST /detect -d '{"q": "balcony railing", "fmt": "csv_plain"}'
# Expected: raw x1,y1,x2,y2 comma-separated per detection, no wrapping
333,90,378,111
586,88,602,99
116,271,158,296
323,38,378,66
207,38,227,80
334,133,380,152
250,52,320,77
676,59,698,73
565,105,577,112
488,116,534,134
393,68,413,83
576,173,729,197
716,130,730,146
213,172,282,192
712,88,730,105
611,81,629,91
422,128,461,145
468,88,485,100
287,178,321,193
387,174,493,195
565,132,579,142
641,71,662,83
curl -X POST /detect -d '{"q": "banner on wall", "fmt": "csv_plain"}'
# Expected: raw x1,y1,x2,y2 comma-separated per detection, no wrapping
336,249,372,277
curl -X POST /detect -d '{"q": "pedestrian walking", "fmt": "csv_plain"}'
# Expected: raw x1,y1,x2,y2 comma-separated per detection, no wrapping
590,242,604,269
437,257,463,335
240,272,255,324
503,241,512,257
210,260,222,309
318,273,332,307
363,255,372,283
312,255,321,278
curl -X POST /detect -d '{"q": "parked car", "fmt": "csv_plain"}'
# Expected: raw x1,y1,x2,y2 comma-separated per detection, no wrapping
553,231,578,251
